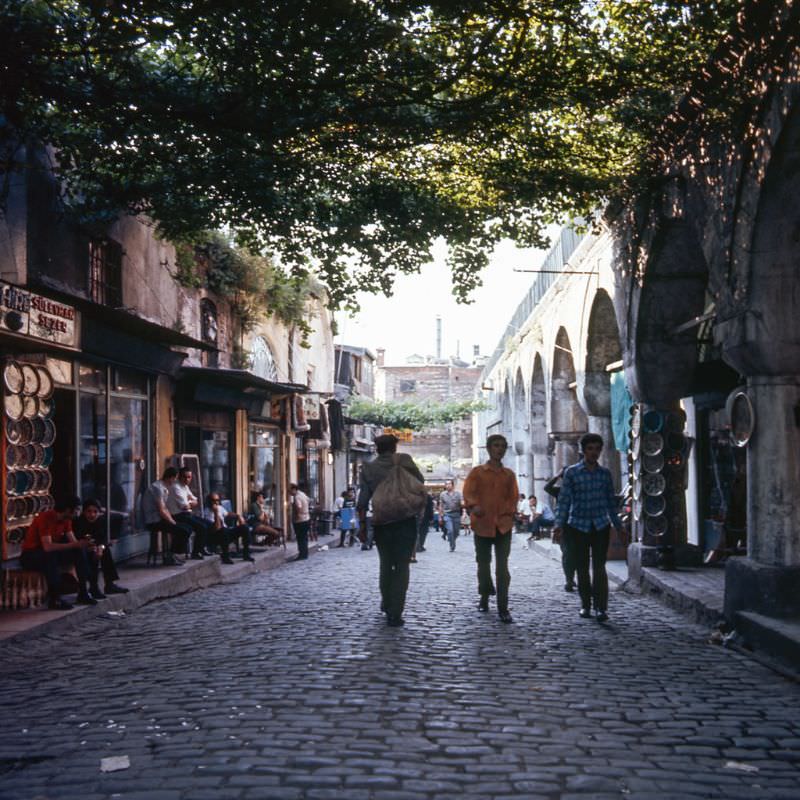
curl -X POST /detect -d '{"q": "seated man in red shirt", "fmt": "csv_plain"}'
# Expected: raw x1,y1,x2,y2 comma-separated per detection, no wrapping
20,495,96,610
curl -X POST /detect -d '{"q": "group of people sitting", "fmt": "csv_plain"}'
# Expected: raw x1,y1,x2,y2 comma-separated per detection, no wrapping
18,466,285,611
20,495,130,610
515,493,556,540
142,466,283,566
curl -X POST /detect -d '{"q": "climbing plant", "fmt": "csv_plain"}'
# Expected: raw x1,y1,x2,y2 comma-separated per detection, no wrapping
347,398,488,432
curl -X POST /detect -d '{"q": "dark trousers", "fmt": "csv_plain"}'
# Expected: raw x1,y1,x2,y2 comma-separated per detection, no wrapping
571,525,610,612
374,518,417,620
20,547,91,600
474,530,512,612
147,520,190,557
294,520,310,559
560,528,576,586
174,512,209,555
88,547,120,589
227,524,251,558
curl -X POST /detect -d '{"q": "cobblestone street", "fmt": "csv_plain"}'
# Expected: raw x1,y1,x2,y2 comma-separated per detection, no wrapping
1,533,799,800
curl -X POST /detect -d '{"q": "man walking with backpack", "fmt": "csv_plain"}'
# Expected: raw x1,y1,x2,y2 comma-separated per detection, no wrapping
357,434,426,627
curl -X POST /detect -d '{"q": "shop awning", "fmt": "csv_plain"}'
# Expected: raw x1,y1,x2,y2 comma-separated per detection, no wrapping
180,367,307,396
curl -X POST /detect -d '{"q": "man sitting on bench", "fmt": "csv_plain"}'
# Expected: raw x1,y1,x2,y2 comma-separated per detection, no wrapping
20,495,95,610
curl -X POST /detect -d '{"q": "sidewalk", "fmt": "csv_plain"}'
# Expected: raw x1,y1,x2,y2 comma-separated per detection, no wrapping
0,533,338,644
527,534,800,676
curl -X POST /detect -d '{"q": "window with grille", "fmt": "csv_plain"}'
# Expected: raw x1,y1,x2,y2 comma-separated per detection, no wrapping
88,237,123,307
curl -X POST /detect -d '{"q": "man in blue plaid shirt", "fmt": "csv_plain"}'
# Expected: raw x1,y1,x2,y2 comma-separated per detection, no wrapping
554,433,621,622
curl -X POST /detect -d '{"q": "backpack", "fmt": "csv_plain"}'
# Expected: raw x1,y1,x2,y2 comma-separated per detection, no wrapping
371,454,427,526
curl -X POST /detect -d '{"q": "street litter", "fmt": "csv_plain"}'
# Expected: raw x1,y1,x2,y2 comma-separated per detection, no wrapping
319,545,329,551
724,761,759,773
106,610,126,617
100,755,130,773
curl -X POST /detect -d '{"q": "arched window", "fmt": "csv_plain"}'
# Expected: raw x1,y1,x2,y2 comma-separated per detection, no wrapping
251,336,278,381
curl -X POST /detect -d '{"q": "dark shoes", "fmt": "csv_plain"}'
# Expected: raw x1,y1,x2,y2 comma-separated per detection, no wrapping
498,610,513,624
190,553,204,560
163,555,183,566
48,598,73,610
564,582,575,592
361,545,369,551
417,546,426,552
287,555,307,562
478,596,489,612
90,588,106,600
76,593,98,606
242,555,255,562
221,556,234,565
596,610,609,622
386,616,405,627
579,608,592,619
105,583,129,594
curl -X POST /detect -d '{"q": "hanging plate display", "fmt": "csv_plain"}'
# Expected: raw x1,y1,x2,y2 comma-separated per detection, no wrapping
17,418,33,444
20,364,39,396
643,452,664,473
41,494,54,511
632,458,642,479
31,416,46,441
35,366,53,399
643,472,666,496
6,498,15,520
631,434,641,460
4,393,24,421
22,496,35,517
13,497,25,518
8,526,27,544
5,471,16,495
41,418,55,446
645,515,668,536
32,444,45,466
3,361,24,394
6,445,19,468
22,395,38,419
642,432,664,456
41,447,54,467
633,477,642,500
632,498,642,522
642,410,664,433
14,470,31,495
644,494,666,517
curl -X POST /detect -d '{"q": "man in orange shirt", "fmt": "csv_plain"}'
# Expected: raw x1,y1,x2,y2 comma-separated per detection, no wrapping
462,434,519,623
20,495,95,610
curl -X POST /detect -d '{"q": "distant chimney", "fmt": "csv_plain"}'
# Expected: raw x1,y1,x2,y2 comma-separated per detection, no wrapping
473,344,480,358
436,316,442,360
376,348,385,367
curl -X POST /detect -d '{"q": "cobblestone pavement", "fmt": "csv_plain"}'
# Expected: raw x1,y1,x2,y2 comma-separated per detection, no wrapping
2,532,799,800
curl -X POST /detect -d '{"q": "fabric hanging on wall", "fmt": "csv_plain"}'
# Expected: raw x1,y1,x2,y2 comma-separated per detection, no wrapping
293,394,310,432
610,371,633,453
326,399,344,451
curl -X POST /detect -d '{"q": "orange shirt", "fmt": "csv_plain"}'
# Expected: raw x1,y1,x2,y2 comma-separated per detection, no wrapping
462,461,519,537
22,510,72,552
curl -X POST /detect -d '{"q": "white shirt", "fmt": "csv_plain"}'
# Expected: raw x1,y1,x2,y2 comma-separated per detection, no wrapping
167,481,196,515
517,499,530,516
292,491,311,523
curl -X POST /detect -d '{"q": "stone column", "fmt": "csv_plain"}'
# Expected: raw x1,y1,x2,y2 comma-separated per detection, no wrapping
532,452,553,503
725,376,800,618
588,414,621,489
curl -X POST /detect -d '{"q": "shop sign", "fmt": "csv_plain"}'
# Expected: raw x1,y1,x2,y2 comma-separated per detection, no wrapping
0,282,78,348
382,427,414,443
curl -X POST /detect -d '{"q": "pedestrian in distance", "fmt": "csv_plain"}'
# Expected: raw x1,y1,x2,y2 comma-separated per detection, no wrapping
462,434,519,624
415,492,435,556
438,479,463,552
288,483,311,561
553,433,621,622
544,465,576,591
357,434,426,627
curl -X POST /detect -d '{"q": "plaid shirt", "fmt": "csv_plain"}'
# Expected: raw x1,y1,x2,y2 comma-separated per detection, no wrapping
555,461,621,533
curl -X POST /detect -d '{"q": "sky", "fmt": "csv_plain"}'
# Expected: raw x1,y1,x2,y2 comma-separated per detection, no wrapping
333,237,554,366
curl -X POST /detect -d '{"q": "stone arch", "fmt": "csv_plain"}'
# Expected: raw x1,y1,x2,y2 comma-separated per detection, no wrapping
511,367,528,492
635,221,708,405
583,290,623,480
530,352,551,501
550,327,588,472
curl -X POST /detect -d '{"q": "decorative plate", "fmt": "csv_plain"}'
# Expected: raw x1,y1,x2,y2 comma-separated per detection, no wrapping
7,526,27,544
631,458,642,479
3,361,24,394
42,447,54,467
631,434,641,460
41,418,56,446
642,410,664,433
16,418,33,444
31,416,46,441
630,404,641,436
642,472,666,496
644,494,666,517
21,364,39,396
645,515,668,536
5,471,16,495
5,418,22,444
35,366,53,399
632,498,642,522
642,452,664,474
642,432,664,456
38,397,53,418
22,394,38,419
4,393,24,421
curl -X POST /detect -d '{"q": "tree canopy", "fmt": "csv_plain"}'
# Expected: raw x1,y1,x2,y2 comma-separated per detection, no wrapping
348,397,488,431
1,1,738,307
